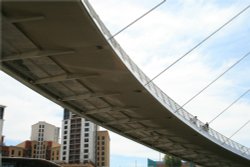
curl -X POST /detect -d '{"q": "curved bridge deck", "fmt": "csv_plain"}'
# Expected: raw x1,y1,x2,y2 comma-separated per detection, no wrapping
1,0,250,166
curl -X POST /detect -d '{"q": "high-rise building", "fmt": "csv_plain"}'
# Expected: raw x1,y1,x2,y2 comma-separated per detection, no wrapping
0,105,6,144
97,131,110,167
60,109,97,165
31,121,60,159
31,121,60,142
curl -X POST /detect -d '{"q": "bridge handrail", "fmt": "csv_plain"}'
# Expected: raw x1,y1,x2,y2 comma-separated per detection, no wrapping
83,0,250,158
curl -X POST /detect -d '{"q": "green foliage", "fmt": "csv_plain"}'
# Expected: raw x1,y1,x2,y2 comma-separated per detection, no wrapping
164,155,182,167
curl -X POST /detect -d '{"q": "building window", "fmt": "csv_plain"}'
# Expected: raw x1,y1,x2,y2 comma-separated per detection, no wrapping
102,157,105,161
63,146,67,150
85,122,89,126
63,141,67,145
84,138,89,142
85,128,89,131
84,133,89,137
64,136,67,139
102,136,105,140
84,155,88,159
84,149,88,153
62,157,66,160
64,126,68,129
65,120,68,124
64,131,67,135
63,151,66,155
84,144,89,147
102,162,105,166
11,150,14,155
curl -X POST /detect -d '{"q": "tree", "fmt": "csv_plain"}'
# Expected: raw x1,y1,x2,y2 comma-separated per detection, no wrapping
164,155,182,167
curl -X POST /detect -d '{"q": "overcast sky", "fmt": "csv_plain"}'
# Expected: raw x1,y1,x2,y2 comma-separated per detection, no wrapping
1,0,250,167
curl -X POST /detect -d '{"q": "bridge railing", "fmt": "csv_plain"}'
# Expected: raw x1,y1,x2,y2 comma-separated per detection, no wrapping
83,0,250,158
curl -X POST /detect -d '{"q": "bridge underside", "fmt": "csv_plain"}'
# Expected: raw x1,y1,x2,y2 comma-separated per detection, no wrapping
1,1,250,166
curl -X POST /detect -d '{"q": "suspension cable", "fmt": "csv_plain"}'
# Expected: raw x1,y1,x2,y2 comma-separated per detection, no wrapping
229,120,250,139
175,51,250,112
209,89,250,124
145,4,250,86
109,0,166,40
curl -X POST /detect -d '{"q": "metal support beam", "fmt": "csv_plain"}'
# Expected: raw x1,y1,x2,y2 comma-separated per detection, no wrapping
124,127,148,133
85,107,113,115
207,161,221,166
85,106,137,115
33,73,98,84
104,118,148,125
61,92,120,101
124,127,162,134
140,136,159,142
1,50,75,62
104,118,133,125
196,157,211,163
182,152,199,159
6,15,45,23
169,148,186,154
155,142,173,148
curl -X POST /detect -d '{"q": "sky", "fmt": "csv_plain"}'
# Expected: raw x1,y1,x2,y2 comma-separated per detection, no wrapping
1,0,250,167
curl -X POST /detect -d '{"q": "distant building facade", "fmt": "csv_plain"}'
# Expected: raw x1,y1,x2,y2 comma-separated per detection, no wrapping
2,121,61,161
31,121,60,159
0,105,6,145
31,121,60,143
2,140,60,161
60,109,97,164
2,146,24,157
97,131,110,167
51,142,61,161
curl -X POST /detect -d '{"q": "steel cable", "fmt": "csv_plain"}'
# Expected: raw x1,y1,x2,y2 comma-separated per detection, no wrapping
145,4,250,86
